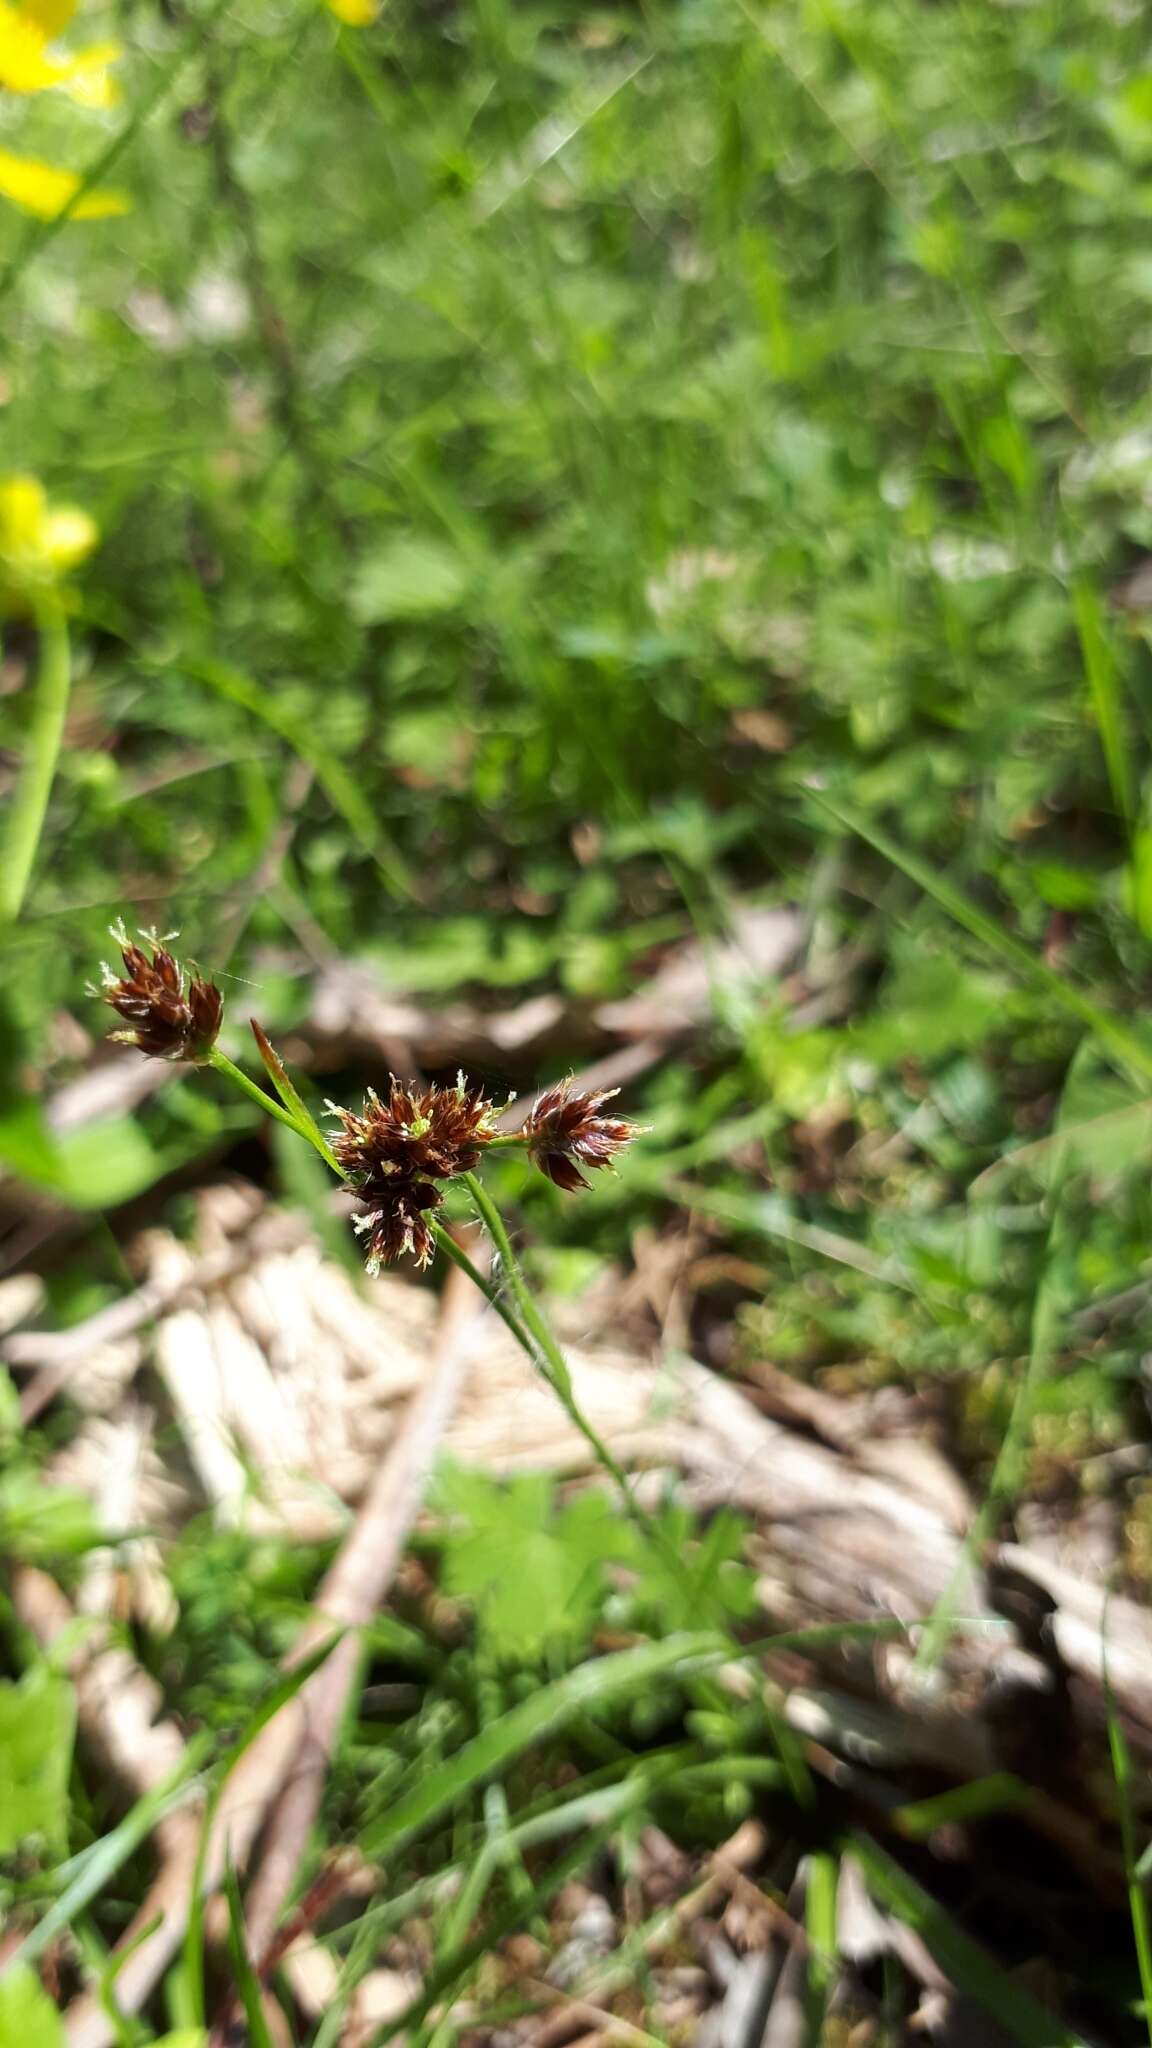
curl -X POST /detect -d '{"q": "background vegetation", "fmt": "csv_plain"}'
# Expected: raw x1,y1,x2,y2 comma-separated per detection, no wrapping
5,0,1152,2039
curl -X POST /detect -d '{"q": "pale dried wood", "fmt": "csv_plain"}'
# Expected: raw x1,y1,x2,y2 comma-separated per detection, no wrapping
7,1210,307,1420
241,1238,491,1963
59,1239,492,2048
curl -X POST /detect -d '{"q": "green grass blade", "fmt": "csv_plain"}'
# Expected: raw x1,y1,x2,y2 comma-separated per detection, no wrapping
223,1860,277,2048
181,1635,342,2026
186,656,411,896
0,0,232,307
0,601,71,924
8,1739,210,1971
848,1831,1087,2047
207,1048,316,1144
806,790,1152,1081
374,1814,626,2047
1074,578,1134,834
248,1020,343,1175
98,1911,165,2046
805,1849,840,2035
1103,1634,1152,2046
359,1633,724,1857
892,1773,1031,1839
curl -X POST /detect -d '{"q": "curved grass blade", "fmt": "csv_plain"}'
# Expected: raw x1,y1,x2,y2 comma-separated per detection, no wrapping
848,1831,1087,2048
360,1632,724,1858
249,1019,342,1175
186,657,410,897
181,1634,342,2027
223,1859,276,2048
806,790,1152,1083
7,1737,210,1971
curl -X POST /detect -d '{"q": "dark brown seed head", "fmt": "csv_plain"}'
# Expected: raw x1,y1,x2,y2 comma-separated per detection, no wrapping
329,1076,498,1186
328,1075,499,1270
94,922,223,1062
522,1078,640,1192
351,1178,443,1273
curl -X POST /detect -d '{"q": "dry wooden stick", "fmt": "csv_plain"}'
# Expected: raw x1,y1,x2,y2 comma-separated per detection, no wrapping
58,1238,491,2048
241,1231,492,1964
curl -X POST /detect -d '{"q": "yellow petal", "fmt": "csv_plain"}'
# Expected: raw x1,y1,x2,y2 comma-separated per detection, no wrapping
0,5,120,99
42,506,98,571
0,474,99,589
17,0,79,35
0,476,48,557
0,3,58,89
53,43,122,109
0,150,129,220
325,0,379,25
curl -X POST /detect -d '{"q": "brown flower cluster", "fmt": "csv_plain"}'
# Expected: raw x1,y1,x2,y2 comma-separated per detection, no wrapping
522,1078,639,1191
94,923,223,1063
92,915,643,1272
328,1072,640,1270
328,1076,500,1271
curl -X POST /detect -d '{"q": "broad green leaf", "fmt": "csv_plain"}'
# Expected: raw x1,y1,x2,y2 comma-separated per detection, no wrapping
51,1116,161,1209
628,1504,757,1632
350,537,470,623
0,1467,100,1561
0,1666,76,1854
850,952,1006,1067
0,1102,162,1210
0,1964,65,2048
0,1097,58,1183
437,1468,627,1658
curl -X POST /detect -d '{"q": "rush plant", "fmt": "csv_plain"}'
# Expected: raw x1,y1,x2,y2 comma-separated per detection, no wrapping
92,922,646,1511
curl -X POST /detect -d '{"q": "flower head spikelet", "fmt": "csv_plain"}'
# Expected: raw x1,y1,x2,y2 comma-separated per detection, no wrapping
327,1075,500,1272
522,1078,642,1192
92,920,223,1062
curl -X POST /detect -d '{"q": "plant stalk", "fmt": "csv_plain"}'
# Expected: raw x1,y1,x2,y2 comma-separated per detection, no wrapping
208,1049,316,1142
0,595,71,923
461,1170,650,1531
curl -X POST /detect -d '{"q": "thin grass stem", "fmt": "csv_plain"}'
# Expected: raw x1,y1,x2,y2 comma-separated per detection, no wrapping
0,596,71,923
207,1049,317,1143
460,1171,654,1539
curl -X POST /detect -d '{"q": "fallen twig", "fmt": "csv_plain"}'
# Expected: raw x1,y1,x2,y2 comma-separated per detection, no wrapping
241,1232,492,1964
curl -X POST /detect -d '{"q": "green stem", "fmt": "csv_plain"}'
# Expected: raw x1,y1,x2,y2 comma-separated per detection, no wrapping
460,1171,651,1533
430,1223,535,1353
0,596,71,923
208,1049,315,1142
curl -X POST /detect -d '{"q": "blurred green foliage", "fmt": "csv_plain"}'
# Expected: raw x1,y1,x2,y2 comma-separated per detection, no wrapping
4,1,1152,2028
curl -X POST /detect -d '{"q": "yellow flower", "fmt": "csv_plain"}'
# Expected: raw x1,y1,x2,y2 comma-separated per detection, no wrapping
19,0,80,33
0,149,127,219
0,475,99,604
324,0,379,24
0,0,121,109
